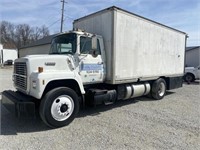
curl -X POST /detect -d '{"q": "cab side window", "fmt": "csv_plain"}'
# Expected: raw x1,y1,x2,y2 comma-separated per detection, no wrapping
80,36,101,55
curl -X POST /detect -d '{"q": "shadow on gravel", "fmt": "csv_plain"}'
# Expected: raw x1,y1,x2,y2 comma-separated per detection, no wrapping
165,91,176,96
1,99,139,135
78,99,139,118
183,80,200,85
1,91,176,135
77,90,176,117
1,105,50,135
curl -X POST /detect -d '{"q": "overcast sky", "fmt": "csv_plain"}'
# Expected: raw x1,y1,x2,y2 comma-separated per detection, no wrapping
0,0,199,46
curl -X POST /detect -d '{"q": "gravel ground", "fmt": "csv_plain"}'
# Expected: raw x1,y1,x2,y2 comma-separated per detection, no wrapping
0,67,200,150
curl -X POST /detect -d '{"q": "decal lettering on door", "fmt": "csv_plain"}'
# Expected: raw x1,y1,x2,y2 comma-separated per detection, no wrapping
81,64,103,74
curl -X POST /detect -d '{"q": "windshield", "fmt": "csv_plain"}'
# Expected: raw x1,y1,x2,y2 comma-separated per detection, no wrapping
50,33,77,54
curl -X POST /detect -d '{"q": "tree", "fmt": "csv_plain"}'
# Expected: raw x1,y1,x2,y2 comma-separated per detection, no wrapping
40,25,49,37
0,21,16,48
31,25,49,41
15,24,33,48
0,21,50,49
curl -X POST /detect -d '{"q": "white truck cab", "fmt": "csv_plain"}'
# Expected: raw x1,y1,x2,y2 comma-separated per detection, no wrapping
14,31,105,100
184,66,200,82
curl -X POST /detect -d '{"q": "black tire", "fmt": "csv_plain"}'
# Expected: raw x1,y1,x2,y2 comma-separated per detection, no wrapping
39,87,79,128
184,73,195,82
151,78,166,100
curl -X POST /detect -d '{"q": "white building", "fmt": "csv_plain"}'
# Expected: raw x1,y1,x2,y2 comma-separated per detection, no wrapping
0,44,18,65
19,34,57,58
185,46,200,67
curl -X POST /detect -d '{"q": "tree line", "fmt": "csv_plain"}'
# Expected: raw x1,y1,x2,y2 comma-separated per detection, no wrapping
0,21,50,49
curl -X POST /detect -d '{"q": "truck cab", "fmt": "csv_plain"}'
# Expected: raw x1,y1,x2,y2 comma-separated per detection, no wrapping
14,30,105,99
4,30,109,128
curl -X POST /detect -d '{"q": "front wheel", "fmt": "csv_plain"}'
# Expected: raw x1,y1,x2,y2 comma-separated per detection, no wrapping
39,87,79,128
151,78,166,100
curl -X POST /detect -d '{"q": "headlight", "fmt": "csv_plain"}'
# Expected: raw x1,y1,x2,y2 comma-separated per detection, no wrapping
38,67,44,73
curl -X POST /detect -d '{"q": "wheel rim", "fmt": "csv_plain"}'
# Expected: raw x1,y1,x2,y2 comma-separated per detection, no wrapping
51,95,74,121
158,82,165,97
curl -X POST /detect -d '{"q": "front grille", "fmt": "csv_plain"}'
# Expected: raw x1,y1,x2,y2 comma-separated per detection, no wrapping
14,62,27,91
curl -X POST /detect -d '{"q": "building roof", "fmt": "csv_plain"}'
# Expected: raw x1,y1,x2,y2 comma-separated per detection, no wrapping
186,46,200,51
20,34,58,49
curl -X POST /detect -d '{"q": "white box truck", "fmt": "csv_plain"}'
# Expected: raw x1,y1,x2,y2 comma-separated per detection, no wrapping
0,44,18,65
2,6,187,128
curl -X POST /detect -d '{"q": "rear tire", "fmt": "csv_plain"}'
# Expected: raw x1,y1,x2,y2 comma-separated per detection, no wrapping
39,87,79,128
184,73,195,82
151,78,166,100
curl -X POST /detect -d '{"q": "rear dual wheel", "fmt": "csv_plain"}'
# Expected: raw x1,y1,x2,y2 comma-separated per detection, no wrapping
151,78,166,100
40,87,79,128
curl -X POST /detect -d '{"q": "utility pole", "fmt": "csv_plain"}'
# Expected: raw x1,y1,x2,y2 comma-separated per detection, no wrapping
60,0,67,33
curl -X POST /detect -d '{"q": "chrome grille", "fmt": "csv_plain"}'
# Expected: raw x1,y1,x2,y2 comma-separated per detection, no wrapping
14,62,27,91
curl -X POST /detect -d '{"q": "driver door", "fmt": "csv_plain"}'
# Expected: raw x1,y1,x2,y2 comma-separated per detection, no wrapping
79,36,104,84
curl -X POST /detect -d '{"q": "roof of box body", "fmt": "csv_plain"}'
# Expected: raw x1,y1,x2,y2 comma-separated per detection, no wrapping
186,46,200,51
74,6,186,35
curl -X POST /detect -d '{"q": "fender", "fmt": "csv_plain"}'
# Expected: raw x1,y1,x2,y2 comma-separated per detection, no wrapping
29,71,85,99
185,67,197,79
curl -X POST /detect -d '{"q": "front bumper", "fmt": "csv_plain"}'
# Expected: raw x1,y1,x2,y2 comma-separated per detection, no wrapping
1,90,36,118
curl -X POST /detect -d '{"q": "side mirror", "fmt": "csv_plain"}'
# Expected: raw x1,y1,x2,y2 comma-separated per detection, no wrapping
92,36,97,50
89,49,98,57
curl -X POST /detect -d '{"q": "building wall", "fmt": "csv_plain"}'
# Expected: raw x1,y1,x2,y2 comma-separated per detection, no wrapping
19,44,51,57
185,47,200,67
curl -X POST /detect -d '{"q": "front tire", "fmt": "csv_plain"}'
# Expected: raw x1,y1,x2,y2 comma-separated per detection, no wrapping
40,87,79,128
151,78,166,100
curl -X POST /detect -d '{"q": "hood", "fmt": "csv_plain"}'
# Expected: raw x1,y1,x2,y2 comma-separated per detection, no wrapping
15,54,76,73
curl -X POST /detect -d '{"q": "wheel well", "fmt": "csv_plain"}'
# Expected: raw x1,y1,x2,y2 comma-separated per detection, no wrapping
42,79,82,98
184,73,195,81
185,72,195,78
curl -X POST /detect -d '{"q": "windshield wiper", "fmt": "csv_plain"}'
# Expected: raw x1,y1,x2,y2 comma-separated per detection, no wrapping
50,52,61,54
50,52,74,55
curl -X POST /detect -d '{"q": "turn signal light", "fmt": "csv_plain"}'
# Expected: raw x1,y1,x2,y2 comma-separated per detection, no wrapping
38,67,43,73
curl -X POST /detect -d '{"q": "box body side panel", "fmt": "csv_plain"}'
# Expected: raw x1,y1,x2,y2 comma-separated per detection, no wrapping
74,8,186,84
114,10,186,83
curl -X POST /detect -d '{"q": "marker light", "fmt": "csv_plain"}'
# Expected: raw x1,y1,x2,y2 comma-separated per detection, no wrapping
38,67,43,73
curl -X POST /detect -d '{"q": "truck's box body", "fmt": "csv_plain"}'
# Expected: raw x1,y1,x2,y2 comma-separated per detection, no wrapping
74,6,187,84
0,49,18,65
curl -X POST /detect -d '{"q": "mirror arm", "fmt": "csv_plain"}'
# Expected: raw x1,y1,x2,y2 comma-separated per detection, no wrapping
91,35,97,50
